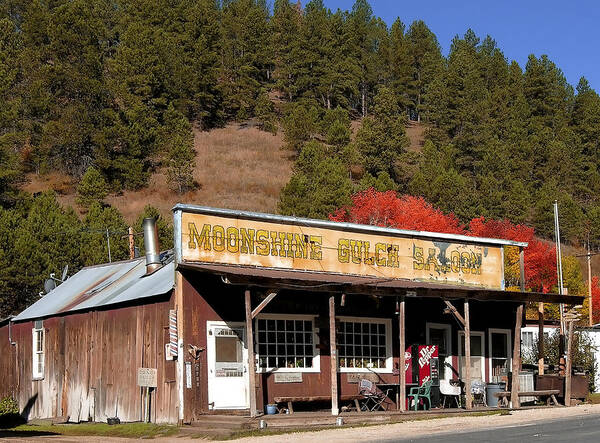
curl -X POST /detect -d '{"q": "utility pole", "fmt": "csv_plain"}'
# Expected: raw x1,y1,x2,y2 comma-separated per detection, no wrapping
553,201,565,364
129,226,135,259
588,239,593,327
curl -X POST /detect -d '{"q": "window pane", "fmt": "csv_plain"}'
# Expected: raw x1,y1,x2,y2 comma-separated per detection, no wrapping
471,336,482,356
337,321,387,368
429,327,448,355
257,318,314,369
215,336,241,363
492,332,507,358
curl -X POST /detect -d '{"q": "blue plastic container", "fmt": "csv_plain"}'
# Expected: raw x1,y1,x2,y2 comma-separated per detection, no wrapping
265,404,278,415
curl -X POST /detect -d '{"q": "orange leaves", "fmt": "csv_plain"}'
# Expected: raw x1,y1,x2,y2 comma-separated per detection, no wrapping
592,276,600,324
330,188,557,293
329,188,464,234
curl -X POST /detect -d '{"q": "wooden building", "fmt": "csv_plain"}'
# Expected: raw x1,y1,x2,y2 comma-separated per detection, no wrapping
0,221,177,423
0,206,583,424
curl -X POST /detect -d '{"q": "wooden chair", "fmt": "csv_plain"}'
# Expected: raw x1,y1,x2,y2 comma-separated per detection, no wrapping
407,379,433,410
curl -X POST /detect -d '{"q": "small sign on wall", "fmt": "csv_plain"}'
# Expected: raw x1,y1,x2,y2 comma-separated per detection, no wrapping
346,373,379,384
274,372,303,383
185,362,192,388
137,368,158,387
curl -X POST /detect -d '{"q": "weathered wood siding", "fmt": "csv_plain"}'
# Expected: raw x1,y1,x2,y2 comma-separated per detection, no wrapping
0,295,178,423
180,272,520,414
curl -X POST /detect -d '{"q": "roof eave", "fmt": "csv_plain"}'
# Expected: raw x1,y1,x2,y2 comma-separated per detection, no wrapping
172,204,528,248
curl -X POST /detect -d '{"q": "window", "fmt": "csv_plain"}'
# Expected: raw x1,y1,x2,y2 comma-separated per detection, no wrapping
256,315,318,372
338,317,392,372
522,331,534,349
489,329,511,382
32,320,45,379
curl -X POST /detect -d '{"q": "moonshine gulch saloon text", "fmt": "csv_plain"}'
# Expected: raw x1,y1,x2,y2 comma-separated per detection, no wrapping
187,222,482,274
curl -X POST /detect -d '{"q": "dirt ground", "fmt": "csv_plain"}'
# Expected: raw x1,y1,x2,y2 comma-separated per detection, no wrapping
4,404,600,442
231,404,600,442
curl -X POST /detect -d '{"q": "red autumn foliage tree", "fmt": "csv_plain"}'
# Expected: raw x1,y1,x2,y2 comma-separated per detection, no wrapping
592,276,600,324
330,189,557,293
329,189,464,234
469,217,557,292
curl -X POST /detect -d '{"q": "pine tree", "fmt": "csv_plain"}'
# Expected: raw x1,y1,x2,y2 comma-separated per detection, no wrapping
388,18,413,114
76,166,109,209
162,105,196,194
279,141,352,219
352,86,409,180
11,192,83,314
0,18,24,205
406,20,443,121
80,202,128,266
220,0,271,119
282,102,320,152
254,89,278,134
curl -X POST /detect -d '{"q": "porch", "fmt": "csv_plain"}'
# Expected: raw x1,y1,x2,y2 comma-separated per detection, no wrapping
178,267,579,420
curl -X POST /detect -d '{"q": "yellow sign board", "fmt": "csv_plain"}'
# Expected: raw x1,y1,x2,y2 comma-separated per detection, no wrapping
180,212,504,289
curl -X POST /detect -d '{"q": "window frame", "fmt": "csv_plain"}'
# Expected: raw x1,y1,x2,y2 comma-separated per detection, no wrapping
488,328,512,381
337,316,393,374
254,314,320,373
32,322,45,380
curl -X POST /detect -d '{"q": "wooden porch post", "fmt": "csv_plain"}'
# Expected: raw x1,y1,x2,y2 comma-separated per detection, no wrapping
464,300,472,410
511,303,523,408
245,289,257,418
565,320,574,406
329,295,339,415
399,297,406,412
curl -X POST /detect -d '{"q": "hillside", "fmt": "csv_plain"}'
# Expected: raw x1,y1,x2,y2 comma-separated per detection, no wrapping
23,123,294,222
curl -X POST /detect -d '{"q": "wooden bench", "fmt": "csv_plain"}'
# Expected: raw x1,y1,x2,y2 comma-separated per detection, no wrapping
494,390,560,407
273,395,364,414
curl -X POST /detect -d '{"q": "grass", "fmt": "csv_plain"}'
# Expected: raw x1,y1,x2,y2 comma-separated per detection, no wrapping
588,393,600,404
24,122,294,223
0,422,178,439
0,410,511,440
21,119,431,224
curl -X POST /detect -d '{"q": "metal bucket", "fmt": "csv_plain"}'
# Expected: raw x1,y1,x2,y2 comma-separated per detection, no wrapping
265,404,278,415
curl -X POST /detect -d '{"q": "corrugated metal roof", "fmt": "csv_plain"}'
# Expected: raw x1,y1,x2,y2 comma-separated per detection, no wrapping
172,204,529,248
13,257,174,322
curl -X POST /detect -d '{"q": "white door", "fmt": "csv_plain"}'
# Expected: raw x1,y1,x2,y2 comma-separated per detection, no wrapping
207,322,249,409
458,331,486,382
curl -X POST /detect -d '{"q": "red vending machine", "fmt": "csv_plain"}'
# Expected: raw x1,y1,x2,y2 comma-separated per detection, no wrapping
405,345,440,407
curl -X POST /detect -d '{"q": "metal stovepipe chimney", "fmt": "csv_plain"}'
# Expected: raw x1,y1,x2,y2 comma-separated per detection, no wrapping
143,218,161,274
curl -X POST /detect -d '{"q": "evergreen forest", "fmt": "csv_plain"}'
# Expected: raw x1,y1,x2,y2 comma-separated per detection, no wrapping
2,0,600,315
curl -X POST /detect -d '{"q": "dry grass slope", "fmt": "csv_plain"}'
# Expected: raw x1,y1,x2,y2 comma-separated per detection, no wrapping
23,123,293,222
21,120,425,223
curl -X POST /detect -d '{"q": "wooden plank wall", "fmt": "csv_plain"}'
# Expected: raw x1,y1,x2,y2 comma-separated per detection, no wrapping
0,295,178,423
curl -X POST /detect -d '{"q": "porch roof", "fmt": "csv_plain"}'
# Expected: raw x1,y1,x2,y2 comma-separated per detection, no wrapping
178,262,583,305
